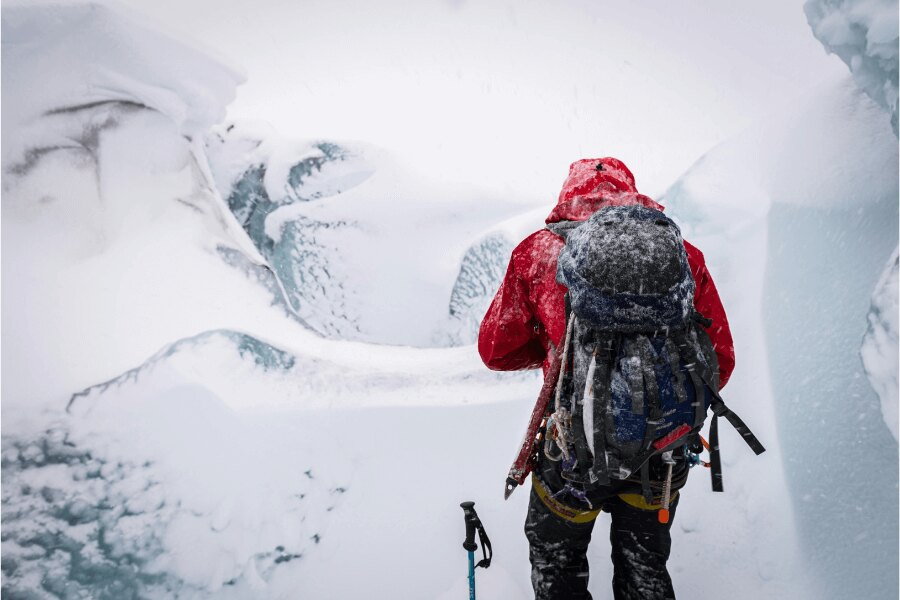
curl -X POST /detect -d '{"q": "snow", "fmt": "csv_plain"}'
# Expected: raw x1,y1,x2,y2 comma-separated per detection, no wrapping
2,0,245,163
805,0,899,134
2,1,897,599
556,206,695,332
204,121,533,347
861,248,899,440
664,74,898,600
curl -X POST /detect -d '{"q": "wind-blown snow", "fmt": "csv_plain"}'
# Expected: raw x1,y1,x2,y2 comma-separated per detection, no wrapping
805,0,899,134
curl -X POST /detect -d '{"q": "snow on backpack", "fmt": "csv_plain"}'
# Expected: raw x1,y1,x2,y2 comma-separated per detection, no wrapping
543,204,765,510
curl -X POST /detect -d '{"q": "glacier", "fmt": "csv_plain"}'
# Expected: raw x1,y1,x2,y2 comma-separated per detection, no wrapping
2,1,898,599
204,119,535,348
205,122,374,338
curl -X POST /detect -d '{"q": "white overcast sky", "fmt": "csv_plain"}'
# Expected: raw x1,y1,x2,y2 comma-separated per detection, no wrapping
116,0,847,199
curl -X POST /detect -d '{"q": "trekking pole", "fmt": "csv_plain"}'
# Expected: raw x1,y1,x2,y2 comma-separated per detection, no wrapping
460,501,492,600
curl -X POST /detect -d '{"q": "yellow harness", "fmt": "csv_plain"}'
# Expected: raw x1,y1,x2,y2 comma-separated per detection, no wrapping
532,474,678,523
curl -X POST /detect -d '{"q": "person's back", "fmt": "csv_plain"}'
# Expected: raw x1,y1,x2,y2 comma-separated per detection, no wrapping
478,157,735,600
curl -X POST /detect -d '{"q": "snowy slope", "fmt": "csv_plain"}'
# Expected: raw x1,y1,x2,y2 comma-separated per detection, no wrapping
1,3,537,596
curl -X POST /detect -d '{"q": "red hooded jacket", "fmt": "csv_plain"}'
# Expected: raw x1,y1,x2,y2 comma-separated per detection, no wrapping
478,157,735,388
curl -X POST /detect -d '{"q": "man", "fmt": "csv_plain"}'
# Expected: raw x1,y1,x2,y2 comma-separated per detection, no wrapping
478,157,734,599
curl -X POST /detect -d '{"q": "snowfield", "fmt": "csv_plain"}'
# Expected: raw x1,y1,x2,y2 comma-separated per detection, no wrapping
2,1,897,599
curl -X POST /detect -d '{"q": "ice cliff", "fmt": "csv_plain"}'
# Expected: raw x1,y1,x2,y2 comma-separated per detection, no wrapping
664,74,898,600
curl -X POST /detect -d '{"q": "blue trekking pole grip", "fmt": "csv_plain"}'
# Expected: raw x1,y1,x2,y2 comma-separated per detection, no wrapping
460,501,492,600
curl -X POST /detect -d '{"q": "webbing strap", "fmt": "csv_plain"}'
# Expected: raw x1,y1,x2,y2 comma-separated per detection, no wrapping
710,413,723,492
568,321,594,483
590,340,612,485
679,325,765,493
640,462,653,504
638,348,662,457
665,337,688,405
641,341,660,423
624,338,644,414
687,369,706,429
554,303,575,415
571,407,593,482
707,399,766,492
638,336,658,414
711,399,767,456
619,491,679,511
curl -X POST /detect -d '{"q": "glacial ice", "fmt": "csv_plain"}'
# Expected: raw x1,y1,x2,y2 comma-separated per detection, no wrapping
67,330,296,411
805,0,899,134
205,124,375,338
435,207,548,347
665,76,898,600
444,232,515,345
861,248,899,441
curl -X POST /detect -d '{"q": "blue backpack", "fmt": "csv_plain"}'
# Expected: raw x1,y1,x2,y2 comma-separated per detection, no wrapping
543,205,764,505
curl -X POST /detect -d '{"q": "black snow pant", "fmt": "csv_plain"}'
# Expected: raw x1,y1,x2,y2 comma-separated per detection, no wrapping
525,481,679,600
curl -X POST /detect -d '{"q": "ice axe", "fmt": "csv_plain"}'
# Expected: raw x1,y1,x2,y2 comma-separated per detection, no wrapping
460,501,492,600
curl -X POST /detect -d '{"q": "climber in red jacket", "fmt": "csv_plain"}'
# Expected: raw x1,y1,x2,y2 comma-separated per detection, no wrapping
478,157,735,600
479,158,733,383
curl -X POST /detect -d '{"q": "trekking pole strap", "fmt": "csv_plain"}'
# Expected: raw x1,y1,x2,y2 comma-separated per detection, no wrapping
475,521,492,569
460,502,492,569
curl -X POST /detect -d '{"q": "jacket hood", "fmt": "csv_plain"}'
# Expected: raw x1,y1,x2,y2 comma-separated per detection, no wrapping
546,157,663,224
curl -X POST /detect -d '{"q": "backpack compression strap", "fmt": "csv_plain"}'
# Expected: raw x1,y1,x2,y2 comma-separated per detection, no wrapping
589,334,616,486
708,398,767,491
616,369,766,494
676,324,766,492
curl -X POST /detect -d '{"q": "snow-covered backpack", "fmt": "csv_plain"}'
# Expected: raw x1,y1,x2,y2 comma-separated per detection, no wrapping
543,204,764,506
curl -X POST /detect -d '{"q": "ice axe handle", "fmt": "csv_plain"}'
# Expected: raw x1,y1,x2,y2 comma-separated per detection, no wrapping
460,501,478,552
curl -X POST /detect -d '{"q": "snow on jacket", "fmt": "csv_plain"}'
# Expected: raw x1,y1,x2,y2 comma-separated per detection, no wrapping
478,157,735,388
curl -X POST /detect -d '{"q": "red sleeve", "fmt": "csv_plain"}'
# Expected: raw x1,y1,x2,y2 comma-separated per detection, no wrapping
685,242,735,388
478,242,546,371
